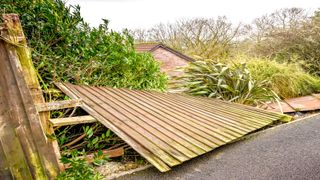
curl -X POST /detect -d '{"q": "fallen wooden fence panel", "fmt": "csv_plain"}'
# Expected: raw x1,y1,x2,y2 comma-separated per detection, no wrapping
56,82,292,172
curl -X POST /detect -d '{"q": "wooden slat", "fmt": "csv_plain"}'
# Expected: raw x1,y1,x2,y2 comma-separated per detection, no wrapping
160,96,267,130
49,115,97,127
64,147,125,169
119,88,249,137
204,96,289,119
84,147,125,162
36,99,82,112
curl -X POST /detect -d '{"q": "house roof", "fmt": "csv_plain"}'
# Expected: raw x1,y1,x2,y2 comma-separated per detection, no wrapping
56,82,290,172
135,43,194,62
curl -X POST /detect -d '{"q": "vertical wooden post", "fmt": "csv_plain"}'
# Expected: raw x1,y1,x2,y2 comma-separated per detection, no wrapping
1,14,63,177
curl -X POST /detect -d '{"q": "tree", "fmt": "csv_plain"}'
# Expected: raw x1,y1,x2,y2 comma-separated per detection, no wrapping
131,17,241,59
241,8,320,76
0,0,167,90
246,8,307,42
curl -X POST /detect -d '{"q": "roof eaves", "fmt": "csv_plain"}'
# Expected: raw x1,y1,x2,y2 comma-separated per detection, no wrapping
150,44,194,62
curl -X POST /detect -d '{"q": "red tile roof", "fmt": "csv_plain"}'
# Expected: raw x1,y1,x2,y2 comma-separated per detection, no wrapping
135,43,194,62
135,43,159,53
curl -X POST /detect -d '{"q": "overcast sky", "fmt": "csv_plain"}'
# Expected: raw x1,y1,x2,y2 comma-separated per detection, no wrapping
67,0,319,31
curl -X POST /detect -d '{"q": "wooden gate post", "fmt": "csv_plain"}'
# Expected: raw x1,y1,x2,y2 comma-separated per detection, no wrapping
0,14,63,179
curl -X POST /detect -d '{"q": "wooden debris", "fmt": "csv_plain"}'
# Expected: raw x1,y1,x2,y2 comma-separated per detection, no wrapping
64,147,125,169
84,147,125,163
266,94,320,113
285,95,320,112
50,115,97,127
36,99,82,112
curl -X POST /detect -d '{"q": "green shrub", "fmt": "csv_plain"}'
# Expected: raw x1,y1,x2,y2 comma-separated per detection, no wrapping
234,57,320,98
0,0,167,90
56,152,103,180
176,60,276,105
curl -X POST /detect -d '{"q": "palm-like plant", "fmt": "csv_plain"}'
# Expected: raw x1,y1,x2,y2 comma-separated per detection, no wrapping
176,60,277,105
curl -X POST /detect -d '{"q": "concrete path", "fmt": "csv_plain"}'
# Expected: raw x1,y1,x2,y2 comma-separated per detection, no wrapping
266,94,320,113
118,115,320,180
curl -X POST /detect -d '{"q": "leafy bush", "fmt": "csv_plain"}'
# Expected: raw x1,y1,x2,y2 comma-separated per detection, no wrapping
0,0,167,90
56,152,103,180
176,60,276,105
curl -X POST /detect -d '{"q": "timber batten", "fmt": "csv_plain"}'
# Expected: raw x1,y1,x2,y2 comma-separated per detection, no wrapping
56,82,292,172
49,115,97,126
36,99,82,112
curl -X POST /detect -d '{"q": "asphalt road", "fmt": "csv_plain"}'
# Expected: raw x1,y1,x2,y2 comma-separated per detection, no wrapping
118,115,320,180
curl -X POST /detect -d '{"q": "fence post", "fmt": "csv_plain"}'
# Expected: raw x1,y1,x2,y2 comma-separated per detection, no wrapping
0,14,63,178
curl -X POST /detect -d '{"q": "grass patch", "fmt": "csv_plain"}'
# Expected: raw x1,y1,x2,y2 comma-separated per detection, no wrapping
230,56,320,99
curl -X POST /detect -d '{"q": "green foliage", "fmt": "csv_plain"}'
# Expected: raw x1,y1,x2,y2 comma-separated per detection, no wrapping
176,59,276,105
56,151,103,180
83,125,114,151
0,0,167,90
56,122,122,156
239,57,320,99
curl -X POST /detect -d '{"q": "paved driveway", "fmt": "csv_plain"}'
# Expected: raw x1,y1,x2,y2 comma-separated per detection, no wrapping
118,115,320,180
